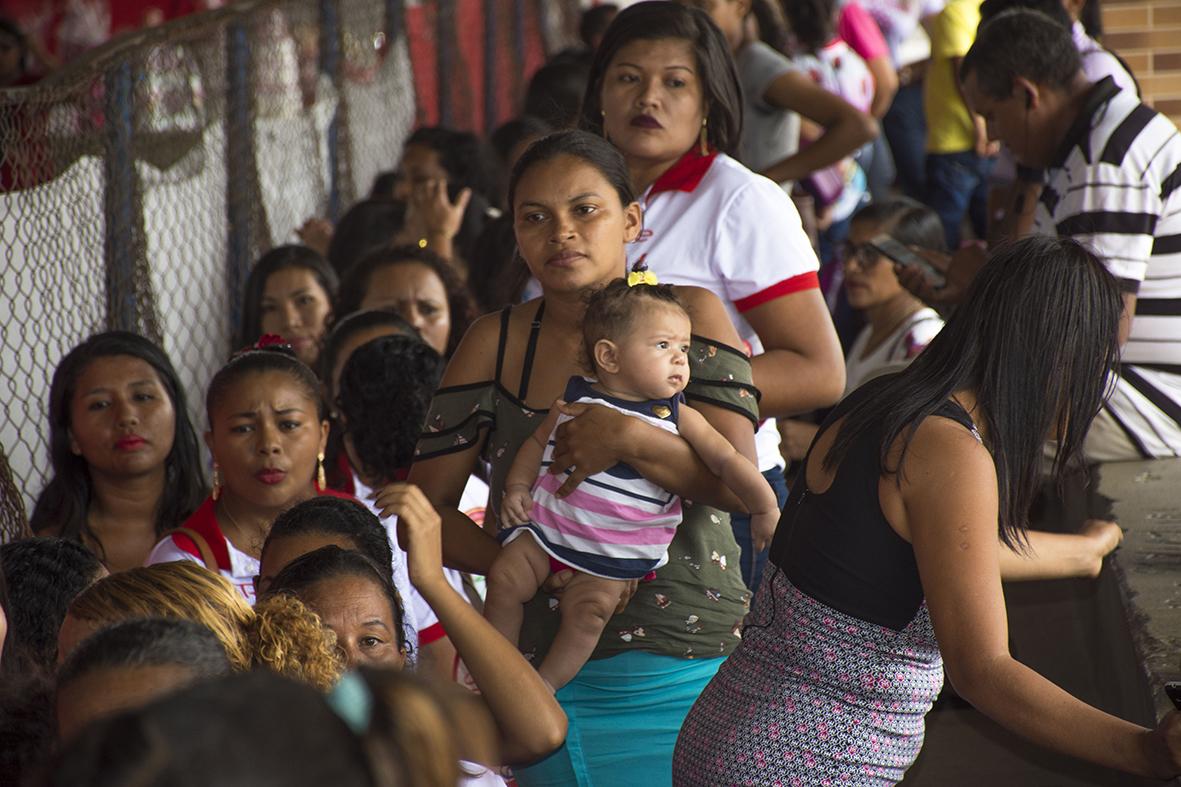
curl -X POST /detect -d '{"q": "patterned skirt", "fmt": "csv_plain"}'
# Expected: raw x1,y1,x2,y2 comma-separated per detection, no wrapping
673,566,944,786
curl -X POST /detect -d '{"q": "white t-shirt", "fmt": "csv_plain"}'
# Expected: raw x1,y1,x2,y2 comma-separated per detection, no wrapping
354,474,488,658
844,308,944,394
628,151,821,472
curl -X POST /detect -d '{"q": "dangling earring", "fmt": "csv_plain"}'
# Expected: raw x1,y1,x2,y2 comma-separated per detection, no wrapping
317,452,327,491
699,117,709,157
601,109,609,141
211,463,221,501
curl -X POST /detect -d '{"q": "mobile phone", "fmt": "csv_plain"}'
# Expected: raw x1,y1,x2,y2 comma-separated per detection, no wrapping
869,235,947,289
1166,681,1181,711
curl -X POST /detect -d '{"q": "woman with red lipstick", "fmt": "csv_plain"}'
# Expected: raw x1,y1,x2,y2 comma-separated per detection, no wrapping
580,2,846,594
411,130,758,785
147,343,341,603
31,333,205,573
237,245,338,372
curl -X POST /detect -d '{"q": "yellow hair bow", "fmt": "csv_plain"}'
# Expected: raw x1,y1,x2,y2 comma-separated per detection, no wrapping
627,268,659,287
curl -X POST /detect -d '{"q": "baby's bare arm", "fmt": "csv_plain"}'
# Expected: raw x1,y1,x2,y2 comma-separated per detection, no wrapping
679,406,780,550
503,408,564,526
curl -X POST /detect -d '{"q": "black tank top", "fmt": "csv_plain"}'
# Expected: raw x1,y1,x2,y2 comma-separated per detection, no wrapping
768,375,979,631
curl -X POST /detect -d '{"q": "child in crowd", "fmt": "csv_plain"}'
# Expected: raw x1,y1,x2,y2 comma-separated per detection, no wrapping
483,278,779,691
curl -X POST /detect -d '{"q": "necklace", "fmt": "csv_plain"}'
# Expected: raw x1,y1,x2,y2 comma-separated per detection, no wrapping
218,497,266,555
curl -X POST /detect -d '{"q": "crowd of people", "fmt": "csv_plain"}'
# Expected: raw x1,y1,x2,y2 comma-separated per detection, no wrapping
2,0,1181,784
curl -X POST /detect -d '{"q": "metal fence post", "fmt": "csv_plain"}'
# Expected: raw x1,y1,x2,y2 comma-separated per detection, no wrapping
225,17,253,337
512,0,527,99
386,0,405,43
103,60,139,332
437,0,455,128
484,0,498,132
320,0,344,221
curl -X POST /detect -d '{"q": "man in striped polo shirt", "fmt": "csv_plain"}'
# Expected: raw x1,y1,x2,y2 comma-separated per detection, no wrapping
956,8,1181,459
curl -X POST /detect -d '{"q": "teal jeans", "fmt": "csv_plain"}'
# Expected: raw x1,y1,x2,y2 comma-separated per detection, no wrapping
513,651,725,787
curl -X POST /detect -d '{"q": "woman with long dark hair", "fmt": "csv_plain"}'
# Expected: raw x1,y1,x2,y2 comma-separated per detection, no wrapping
30,332,205,572
674,237,1181,783
236,245,338,371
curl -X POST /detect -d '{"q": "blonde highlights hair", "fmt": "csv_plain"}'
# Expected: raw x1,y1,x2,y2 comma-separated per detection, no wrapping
67,561,343,689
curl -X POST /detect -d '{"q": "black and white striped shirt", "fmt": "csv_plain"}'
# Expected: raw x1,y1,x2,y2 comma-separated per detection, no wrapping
1035,77,1181,457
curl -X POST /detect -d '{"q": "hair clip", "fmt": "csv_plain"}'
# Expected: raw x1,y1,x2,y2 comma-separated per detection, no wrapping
327,671,374,734
232,334,295,359
627,255,658,287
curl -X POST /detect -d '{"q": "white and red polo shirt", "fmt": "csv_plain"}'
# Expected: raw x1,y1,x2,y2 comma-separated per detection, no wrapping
627,149,821,471
146,487,356,605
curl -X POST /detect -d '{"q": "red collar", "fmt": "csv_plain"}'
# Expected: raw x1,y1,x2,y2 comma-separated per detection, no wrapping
177,487,356,571
646,147,718,203
178,497,232,570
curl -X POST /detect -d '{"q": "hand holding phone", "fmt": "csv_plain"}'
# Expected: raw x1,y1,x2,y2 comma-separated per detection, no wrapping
869,235,948,289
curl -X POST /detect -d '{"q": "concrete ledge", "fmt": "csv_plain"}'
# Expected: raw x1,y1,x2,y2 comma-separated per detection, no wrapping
1098,458,1181,720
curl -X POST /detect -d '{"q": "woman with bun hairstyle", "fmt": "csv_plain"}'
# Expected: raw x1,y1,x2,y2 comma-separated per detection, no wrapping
147,342,344,603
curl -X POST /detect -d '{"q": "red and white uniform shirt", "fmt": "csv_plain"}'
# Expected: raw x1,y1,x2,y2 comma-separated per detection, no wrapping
146,488,356,605
146,497,264,604
628,150,821,471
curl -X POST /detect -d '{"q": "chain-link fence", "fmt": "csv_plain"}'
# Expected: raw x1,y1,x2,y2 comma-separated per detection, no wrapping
0,0,577,542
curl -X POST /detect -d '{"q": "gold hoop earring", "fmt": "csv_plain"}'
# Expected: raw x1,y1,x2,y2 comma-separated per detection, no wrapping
211,464,221,501
699,117,709,157
317,452,327,491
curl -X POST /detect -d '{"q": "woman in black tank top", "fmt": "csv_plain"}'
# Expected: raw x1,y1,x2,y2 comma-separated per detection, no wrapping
676,236,1181,783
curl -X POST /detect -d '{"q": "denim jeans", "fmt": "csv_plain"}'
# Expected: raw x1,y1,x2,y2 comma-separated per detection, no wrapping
925,150,994,250
860,134,897,204
882,81,928,200
730,465,790,594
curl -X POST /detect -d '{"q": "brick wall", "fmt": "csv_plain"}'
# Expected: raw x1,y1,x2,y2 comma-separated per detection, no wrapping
1103,0,1181,126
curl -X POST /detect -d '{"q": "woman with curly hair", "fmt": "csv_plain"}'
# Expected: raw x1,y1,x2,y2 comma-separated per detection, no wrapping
57,561,343,691
332,335,485,682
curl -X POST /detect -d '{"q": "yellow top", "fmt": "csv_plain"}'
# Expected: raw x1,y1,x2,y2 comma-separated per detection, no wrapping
924,0,981,154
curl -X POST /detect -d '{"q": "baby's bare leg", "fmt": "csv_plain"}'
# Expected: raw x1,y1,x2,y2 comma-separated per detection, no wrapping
539,574,627,691
484,536,551,647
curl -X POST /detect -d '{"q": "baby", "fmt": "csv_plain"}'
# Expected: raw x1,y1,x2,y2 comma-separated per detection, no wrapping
484,278,779,691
